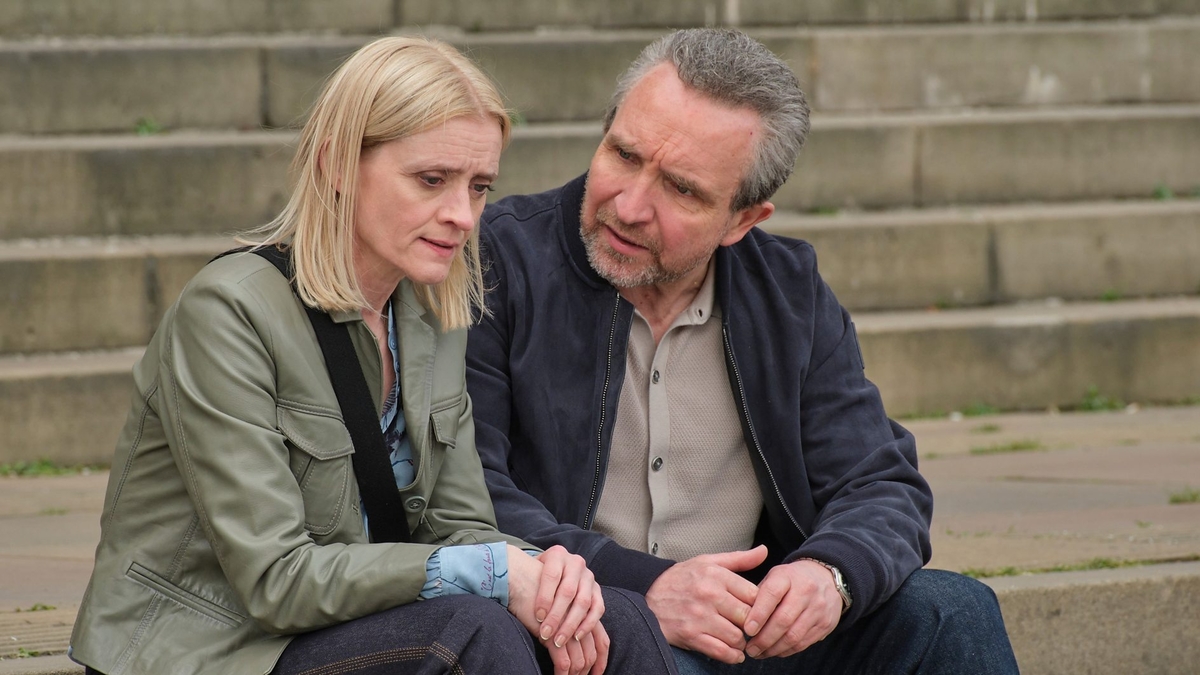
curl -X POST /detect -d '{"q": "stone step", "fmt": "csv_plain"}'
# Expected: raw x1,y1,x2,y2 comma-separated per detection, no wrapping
772,199,1200,311
3,402,1200,674
4,18,1200,134
0,565,1195,675
4,0,1199,37
856,296,1200,416
4,297,1199,463
987,562,1200,675
4,201,1199,355
0,654,80,675
0,236,230,354
0,0,392,38
3,104,1198,239
0,348,142,467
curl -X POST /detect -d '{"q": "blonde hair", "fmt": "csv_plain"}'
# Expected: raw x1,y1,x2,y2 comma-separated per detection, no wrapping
241,36,511,330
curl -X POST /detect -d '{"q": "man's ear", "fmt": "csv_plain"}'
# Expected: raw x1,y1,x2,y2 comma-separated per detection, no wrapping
721,201,775,247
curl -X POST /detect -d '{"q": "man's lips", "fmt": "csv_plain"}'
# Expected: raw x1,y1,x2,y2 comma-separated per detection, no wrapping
603,225,648,255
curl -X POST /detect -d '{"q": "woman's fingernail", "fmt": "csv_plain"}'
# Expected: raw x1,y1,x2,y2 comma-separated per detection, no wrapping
536,610,546,623
554,635,565,648
575,632,583,642
540,626,552,640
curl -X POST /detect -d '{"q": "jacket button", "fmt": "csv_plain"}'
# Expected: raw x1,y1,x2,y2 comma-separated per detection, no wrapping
405,496,426,512
652,370,660,384
650,542,659,555
651,457,663,471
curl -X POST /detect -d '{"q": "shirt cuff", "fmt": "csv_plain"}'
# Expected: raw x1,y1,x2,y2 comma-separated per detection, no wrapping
421,542,510,607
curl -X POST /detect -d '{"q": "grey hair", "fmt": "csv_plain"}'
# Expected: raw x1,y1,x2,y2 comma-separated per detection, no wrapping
603,28,810,211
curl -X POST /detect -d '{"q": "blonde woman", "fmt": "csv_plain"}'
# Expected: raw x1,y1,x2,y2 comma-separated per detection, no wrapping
69,37,677,675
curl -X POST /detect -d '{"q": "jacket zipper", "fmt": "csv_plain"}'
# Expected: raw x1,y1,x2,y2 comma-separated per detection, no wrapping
723,325,808,542
583,291,622,529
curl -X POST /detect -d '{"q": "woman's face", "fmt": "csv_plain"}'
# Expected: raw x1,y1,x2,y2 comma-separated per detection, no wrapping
352,115,502,294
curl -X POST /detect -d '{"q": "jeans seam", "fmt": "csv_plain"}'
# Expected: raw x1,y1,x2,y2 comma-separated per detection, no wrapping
607,587,676,671
295,648,430,675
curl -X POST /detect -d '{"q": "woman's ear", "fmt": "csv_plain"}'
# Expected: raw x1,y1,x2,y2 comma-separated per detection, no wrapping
316,139,343,193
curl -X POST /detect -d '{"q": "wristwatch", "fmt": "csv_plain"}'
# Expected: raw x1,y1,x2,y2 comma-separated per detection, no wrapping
802,558,852,614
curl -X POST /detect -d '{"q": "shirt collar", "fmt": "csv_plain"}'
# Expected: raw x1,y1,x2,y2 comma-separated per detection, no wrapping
681,255,719,326
632,255,719,331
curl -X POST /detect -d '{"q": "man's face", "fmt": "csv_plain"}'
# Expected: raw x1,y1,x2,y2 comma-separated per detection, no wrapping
581,63,765,289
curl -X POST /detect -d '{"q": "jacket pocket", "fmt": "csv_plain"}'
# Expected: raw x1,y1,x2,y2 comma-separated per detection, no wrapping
126,562,245,628
278,404,355,536
429,395,462,448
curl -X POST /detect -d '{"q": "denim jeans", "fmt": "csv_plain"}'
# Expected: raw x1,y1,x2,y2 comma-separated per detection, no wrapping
84,587,677,675
272,586,678,675
672,569,1019,675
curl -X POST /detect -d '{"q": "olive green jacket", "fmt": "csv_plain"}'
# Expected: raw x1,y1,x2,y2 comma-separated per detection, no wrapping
70,252,529,675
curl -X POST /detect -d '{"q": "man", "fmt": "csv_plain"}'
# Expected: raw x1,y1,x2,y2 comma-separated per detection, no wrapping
466,28,1018,673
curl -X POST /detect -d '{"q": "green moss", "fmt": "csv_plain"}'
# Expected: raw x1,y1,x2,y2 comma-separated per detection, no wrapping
1078,386,1124,412
134,117,163,135
969,440,1044,456
0,459,106,477
1169,486,1200,505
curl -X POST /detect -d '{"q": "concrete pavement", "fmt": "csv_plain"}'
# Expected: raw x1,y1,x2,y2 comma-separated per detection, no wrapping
1,405,1199,671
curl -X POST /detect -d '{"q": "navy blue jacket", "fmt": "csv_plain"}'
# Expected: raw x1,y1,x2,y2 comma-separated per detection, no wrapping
466,174,932,625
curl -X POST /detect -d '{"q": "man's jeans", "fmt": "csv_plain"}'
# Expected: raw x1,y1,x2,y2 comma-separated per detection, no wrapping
672,569,1019,675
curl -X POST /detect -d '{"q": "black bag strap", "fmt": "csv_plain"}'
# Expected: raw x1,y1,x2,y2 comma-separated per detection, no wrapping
246,246,411,544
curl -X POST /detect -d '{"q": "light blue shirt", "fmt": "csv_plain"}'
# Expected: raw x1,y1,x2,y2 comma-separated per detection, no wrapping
371,300,510,606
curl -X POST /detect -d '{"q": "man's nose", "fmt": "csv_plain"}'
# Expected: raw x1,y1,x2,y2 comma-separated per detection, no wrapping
612,173,654,225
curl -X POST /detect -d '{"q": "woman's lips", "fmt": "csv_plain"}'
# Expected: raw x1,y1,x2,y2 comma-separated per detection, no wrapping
421,237,459,257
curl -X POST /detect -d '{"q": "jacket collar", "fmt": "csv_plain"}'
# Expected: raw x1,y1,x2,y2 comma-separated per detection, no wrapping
558,173,612,291
393,280,435,449
330,280,435,434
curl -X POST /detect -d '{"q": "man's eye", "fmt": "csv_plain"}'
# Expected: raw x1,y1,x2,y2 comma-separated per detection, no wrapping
616,148,633,161
420,175,443,186
472,183,495,195
674,183,691,196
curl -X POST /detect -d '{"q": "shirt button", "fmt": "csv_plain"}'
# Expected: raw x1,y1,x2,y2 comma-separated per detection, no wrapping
652,370,660,384
404,496,426,512
651,542,659,555
651,457,663,471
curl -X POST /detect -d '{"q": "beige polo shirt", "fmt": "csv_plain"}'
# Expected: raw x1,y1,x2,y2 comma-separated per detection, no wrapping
593,259,763,561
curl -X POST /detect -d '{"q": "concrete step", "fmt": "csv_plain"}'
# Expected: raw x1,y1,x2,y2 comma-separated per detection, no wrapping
410,0,1200,31
857,296,1200,416
770,199,1200,312
3,105,1199,239
0,348,141,467
0,131,293,240
2,406,1198,674
0,236,230,354
3,566,1196,675
4,0,1200,37
987,562,1200,675
4,298,1200,464
4,201,1198,356
0,655,80,675
5,19,1200,133
0,0,392,38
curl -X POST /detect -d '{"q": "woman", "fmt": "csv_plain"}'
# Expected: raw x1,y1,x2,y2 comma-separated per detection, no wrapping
69,37,676,675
